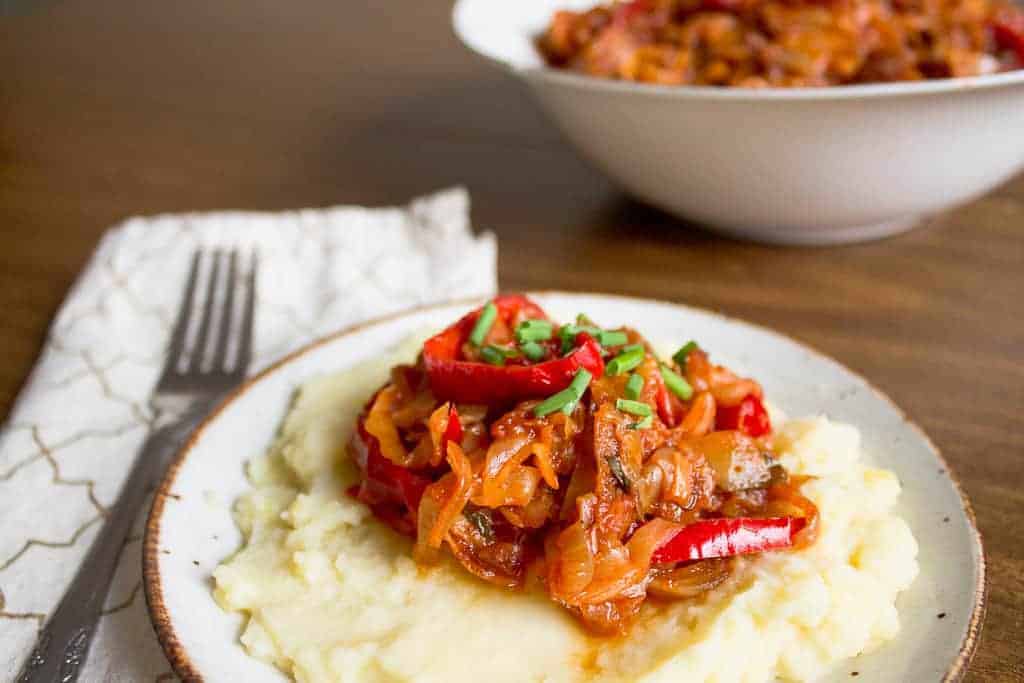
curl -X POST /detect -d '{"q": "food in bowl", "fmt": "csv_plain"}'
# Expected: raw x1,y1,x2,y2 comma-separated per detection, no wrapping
539,0,1024,86
214,295,919,681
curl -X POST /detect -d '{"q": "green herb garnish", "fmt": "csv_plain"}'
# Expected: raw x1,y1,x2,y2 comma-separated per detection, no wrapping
536,390,576,417
625,373,644,400
672,340,698,368
480,345,506,366
515,319,553,344
659,364,694,400
597,329,629,347
629,415,654,430
520,341,546,361
469,301,498,347
559,323,602,354
616,398,652,417
606,344,645,376
534,368,593,417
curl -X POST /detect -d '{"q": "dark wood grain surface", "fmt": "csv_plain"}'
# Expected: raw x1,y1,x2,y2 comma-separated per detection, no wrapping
1,0,1021,680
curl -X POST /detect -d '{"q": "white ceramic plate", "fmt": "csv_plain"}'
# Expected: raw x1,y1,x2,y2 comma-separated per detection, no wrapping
144,292,985,682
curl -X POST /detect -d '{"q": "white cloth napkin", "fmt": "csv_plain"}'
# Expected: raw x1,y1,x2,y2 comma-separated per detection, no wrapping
0,188,496,681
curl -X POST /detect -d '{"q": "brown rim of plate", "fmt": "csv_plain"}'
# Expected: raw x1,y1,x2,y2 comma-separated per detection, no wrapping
142,290,987,683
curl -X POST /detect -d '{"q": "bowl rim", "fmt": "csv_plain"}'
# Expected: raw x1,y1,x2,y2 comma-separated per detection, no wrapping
451,0,1024,102
143,290,987,683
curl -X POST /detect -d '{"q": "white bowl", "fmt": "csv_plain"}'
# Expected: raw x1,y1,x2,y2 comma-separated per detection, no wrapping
453,0,1024,244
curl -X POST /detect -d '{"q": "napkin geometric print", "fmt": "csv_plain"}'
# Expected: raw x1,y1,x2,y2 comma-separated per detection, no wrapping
0,188,496,681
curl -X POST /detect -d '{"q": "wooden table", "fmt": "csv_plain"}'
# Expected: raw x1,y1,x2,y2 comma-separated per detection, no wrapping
1,0,1021,679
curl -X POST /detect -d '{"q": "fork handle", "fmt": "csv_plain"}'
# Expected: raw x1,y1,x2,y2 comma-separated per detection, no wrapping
17,401,213,683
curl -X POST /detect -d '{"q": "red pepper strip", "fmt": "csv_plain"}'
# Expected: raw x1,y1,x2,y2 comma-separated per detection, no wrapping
994,15,1024,63
715,394,771,437
440,404,463,457
350,414,431,513
423,295,605,404
651,516,805,564
653,371,681,427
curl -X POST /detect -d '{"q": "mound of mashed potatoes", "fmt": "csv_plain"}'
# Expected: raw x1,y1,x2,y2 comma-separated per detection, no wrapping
214,348,919,682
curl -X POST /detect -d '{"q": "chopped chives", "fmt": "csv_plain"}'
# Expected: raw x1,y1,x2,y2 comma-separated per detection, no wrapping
559,325,575,354
606,345,645,376
534,369,593,417
660,364,694,400
629,415,654,430
616,398,652,417
597,329,629,347
576,313,596,327
625,373,644,400
469,301,498,346
534,388,575,417
568,368,593,396
559,323,602,353
672,340,698,368
520,341,545,361
480,345,506,366
515,319,553,344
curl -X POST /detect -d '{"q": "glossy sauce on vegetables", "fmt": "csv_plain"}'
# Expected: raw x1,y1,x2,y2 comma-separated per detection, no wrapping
348,296,818,634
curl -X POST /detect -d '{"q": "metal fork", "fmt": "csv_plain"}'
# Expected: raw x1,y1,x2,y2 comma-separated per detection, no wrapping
18,249,258,683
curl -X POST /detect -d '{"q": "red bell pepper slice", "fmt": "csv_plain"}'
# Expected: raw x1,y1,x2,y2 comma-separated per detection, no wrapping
994,13,1024,64
350,413,431,513
423,295,605,405
651,516,805,564
653,371,682,428
715,394,771,437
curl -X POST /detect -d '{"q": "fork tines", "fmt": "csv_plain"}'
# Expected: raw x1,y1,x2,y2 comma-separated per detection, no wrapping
157,249,257,394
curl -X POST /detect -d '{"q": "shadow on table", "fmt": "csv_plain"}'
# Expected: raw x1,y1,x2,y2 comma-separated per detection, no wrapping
583,196,742,248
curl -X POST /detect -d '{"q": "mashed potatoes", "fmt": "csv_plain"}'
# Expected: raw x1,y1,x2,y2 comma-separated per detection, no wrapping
214,349,919,683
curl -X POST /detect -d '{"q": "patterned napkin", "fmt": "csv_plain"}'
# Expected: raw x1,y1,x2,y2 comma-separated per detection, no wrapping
0,188,496,681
